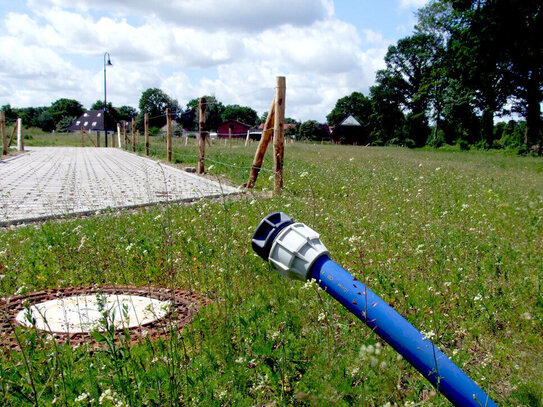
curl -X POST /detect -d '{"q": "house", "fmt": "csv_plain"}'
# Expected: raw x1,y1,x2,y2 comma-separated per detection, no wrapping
68,110,113,133
332,114,367,145
217,120,251,138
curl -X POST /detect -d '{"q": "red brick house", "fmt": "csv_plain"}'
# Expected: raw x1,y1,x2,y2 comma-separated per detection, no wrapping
217,120,251,138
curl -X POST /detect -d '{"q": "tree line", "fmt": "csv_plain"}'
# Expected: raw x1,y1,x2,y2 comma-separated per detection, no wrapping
326,0,542,153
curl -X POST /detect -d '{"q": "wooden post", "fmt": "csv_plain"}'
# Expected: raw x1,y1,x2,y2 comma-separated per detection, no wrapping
96,125,101,147
131,118,135,152
245,97,275,188
1,111,7,156
229,127,232,147
81,131,84,147
81,127,96,147
144,113,149,156
245,129,250,147
122,122,127,149
166,108,172,162
198,98,207,174
273,76,286,195
184,130,188,146
117,123,121,148
17,117,24,151
8,120,17,148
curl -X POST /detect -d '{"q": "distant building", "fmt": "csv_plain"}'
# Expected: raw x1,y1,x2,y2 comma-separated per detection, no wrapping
217,120,251,138
68,110,114,134
332,114,367,145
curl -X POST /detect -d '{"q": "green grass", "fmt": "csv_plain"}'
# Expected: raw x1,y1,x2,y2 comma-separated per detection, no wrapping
1,133,542,406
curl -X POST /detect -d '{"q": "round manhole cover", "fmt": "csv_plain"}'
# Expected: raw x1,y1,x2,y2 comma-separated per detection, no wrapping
0,286,209,349
15,294,170,333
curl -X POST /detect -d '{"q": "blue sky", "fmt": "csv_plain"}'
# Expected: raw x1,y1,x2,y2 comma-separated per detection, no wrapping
0,0,428,121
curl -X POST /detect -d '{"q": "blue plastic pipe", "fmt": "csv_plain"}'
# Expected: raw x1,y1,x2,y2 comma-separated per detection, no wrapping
252,213,498,407
311,255,497,407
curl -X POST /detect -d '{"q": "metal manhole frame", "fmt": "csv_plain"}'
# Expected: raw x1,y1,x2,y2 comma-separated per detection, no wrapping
0,286,210,350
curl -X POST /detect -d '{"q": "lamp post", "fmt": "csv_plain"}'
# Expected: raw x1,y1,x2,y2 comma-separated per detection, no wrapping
103,52,113,147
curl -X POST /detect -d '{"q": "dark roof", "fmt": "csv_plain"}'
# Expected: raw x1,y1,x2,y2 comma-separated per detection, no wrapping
67,110,106,132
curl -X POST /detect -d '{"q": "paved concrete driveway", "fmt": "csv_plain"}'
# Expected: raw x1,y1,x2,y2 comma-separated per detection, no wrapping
0,147,239,225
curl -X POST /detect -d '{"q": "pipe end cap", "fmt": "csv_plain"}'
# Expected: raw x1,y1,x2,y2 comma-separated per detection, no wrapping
252,212,293,261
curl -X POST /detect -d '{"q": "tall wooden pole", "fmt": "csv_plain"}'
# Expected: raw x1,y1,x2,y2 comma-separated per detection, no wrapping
245,97,276,188
198,98,207,174
273,76,286,195
131,117,136,152
144,113,149,156
166,108,172,162
117,123,121,148
1,111,7,156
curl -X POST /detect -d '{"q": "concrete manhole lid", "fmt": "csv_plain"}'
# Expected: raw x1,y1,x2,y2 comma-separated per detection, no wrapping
0,286,209,349
15,294,171,333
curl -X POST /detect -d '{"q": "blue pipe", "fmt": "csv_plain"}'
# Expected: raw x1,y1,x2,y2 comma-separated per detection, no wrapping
252,213,498,407
311,255,497,407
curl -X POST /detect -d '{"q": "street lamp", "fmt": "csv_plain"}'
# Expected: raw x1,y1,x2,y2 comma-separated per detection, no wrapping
103,52,113,147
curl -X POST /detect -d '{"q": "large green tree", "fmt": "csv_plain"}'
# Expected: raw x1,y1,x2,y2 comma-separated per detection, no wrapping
450,0,542,149
369,70,407,145
221,104,258,126
47,98,84,128
138,88,179,129
381,33,442,146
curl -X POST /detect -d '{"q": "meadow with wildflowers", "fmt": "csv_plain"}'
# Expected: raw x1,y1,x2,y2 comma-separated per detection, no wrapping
0,139,542,406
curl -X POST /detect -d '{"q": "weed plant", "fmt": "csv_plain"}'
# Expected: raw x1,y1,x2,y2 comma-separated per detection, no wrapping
0,137,542,406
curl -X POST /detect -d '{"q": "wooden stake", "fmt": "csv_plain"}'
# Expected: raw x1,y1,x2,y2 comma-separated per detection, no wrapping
81,127,96,147
117,123,121,148
166,108,172,162
198,98,207,174
8,120,17,148
245,97,275,188
245,129,250,147
229,127,232,147
1,111,7,156
273,77,286,195
81,130,84,147
144,113,149,156
123,122,127,150
131,118,136,152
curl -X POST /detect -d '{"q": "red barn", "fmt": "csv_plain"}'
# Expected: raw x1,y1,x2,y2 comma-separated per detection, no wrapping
217,120,251,138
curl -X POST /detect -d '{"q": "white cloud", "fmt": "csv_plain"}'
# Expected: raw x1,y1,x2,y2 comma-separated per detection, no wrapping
398,0,428,9
1,0,390,121
27,0,332,32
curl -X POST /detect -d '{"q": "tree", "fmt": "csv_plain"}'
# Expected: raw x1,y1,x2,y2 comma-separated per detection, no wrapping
138,88,179,129
47,98,84,127
419,0,542,149
381,33,443,146
369,70,407,145
221,104,258,126
35,110,56,132
327,92,372,126
116,106,138,122
297,120,328,141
